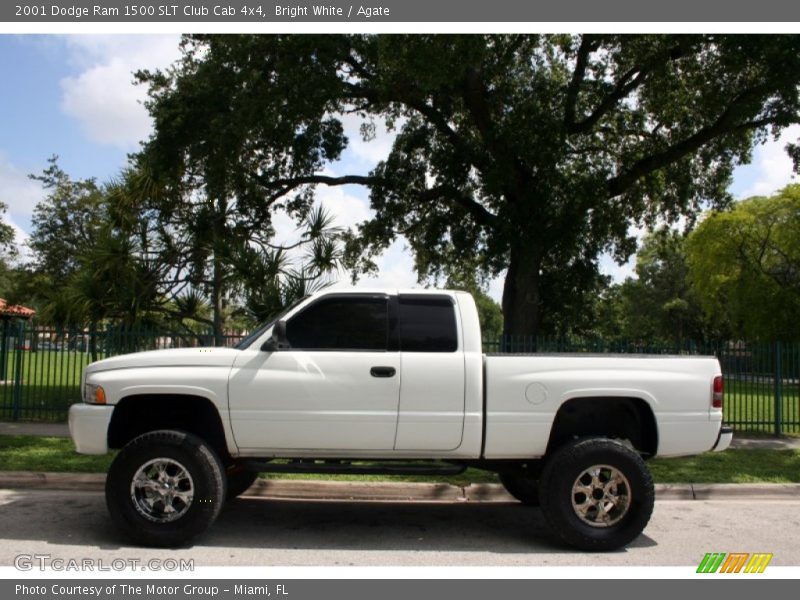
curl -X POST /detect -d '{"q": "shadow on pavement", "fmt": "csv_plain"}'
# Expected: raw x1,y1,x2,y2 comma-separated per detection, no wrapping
0,489,656,559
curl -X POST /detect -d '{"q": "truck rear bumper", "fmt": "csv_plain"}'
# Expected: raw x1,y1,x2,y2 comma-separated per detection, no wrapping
68,403,114,455
711,426,734,452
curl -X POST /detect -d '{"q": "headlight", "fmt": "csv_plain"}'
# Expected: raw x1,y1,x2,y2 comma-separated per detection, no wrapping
83,383,106,405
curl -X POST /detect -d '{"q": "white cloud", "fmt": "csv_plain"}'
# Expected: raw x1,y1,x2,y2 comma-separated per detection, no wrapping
268,182,373,245
736,124,800,198
59,35,181,150
0,154,45,224
598,222,648,283
317,184,372,230
0,155,44,263
337,111,400,167
331,239,421,292
599,254,636,283
5,219,32,264
487,275,505,304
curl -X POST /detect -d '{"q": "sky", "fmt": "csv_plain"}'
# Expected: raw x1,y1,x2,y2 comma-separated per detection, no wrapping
0,34,798,302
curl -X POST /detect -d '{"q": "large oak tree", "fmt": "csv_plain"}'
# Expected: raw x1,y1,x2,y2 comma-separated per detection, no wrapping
138,34,800,336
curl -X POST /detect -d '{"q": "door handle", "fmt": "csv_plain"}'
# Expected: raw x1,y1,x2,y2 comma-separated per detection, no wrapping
370,366,396,378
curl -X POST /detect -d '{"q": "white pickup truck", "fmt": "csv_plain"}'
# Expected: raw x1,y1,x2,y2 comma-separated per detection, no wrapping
69,289,732,551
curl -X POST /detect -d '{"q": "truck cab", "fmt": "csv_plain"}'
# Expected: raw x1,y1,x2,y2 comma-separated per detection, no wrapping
227,290,480,455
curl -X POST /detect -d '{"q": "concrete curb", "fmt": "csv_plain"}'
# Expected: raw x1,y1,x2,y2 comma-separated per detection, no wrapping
0,472,797,502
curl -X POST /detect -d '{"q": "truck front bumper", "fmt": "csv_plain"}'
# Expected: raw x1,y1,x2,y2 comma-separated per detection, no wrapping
68,403,114,455
711,425,734,452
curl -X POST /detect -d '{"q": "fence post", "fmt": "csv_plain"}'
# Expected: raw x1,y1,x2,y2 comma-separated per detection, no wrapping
0,319,7,380
774,341,783,437
11,321,25,421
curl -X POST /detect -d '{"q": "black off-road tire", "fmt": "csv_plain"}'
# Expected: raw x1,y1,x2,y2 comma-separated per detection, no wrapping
105,430,226,547
225,466,259,500
538,438,654,552
499,468,540,506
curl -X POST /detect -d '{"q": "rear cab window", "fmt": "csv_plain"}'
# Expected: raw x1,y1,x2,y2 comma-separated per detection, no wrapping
397,295,459,352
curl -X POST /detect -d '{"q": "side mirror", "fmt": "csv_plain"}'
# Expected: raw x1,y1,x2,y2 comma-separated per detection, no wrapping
261,320,289,352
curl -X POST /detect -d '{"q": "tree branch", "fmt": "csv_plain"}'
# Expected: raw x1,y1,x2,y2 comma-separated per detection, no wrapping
564,35,598,130
461,67,532,189
418,185,498,227
567,39,695,135
571,66,649,134
342,52,375,81
343,80,486,172
606,84,775,198
254,173,383,189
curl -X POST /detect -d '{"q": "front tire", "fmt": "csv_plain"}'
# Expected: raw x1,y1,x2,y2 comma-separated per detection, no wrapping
105,430,226,547
538,438,654,551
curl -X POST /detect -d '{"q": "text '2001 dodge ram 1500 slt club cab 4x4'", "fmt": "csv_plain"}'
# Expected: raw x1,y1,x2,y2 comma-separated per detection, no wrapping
69,289,732,551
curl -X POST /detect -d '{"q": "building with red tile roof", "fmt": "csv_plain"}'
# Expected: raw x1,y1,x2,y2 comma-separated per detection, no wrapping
0,299,35,319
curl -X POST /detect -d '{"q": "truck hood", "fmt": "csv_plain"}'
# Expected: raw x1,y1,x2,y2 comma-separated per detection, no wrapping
84,347,242,374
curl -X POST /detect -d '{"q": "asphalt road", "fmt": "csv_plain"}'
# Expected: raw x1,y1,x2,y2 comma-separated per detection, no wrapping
0,489,798,567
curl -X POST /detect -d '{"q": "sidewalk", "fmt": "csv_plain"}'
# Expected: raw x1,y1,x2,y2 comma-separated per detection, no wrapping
2,420,799,449
0,421,70,437
731,435,800,450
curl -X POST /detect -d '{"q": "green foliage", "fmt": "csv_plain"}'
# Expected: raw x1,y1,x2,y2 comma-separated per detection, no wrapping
136,34,800,336
597,228,708,343
29,157,104,286
135,41,349,339
686,185,800,340
231,206,344,323
443,273,503,341
20,152,343,339
22,160,179,333
26,157,110,327
0,203,17,258
0,201,19,297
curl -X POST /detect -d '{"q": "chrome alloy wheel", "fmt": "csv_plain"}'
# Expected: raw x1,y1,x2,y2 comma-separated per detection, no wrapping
130,458,194,523
570,464,632,528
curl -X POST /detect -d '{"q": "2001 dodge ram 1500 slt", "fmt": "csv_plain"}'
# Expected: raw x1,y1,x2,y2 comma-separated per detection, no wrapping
69,289,732,551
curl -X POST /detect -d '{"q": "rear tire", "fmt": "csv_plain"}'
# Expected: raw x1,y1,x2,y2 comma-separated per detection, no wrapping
105,430,226,547
538,438,654,551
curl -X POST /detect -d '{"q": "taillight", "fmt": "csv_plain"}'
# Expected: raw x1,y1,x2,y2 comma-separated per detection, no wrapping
712,375,724,410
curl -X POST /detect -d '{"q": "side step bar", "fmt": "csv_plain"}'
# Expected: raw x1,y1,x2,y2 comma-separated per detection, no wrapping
240,459,466,476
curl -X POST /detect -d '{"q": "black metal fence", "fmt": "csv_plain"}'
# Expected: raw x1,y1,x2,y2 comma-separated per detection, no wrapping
486,336,800,435
0,323,248,423
0,322,797,435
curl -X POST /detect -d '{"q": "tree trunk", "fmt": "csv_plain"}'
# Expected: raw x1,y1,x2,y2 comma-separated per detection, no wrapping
89,320,98,363
212,255,224,347
501,246,542,343
211,196,227,347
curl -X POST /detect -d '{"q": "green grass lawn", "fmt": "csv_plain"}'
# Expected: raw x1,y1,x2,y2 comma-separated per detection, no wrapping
1,435,799,485
0,350,94,421
0,435,114,473
649,449,800,483
724,379,800,434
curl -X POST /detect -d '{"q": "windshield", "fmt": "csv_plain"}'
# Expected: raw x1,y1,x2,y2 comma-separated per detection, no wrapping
233,296,308,350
